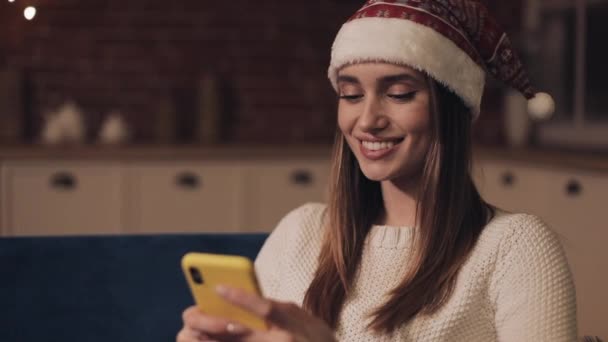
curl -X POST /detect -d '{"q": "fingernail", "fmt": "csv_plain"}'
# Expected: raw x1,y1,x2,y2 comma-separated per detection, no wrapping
215,284,228,296
226,322,247,334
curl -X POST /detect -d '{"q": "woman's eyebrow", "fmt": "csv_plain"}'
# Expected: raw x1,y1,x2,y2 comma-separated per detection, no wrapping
378,73,421,86
336,75,359,84
337,73,422,86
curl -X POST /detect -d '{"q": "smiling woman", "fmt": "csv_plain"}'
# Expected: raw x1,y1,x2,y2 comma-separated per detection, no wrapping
337,63,432,184
177,1,577,341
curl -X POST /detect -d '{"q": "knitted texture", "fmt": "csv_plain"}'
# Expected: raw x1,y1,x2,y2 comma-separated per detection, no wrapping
254,203,577,341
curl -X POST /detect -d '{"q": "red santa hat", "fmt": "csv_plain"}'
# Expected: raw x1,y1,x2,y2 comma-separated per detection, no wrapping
328,0,554,120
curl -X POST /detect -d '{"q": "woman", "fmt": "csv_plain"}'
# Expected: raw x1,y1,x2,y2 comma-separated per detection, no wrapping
177,1,577,341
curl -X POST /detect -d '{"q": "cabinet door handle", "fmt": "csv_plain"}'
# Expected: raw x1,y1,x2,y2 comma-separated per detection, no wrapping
500,171,516,187
50,172,77,191
176,172,201,190
565,179,582,197
291,170,313,186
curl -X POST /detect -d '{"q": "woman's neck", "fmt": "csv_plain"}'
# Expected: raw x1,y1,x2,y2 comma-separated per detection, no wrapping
378,177,419,227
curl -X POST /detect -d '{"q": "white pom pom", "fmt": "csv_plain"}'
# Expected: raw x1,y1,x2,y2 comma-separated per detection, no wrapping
527,92,555,121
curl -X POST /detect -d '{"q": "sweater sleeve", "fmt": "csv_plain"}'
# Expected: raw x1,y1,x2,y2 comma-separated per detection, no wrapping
254,203,326,299
489,214,578,341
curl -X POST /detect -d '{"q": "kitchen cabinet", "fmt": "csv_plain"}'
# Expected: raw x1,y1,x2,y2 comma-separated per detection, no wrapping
242,159,330,231
0,155,331,236
0,161,123,235
474,159,608,339
124,161,244,233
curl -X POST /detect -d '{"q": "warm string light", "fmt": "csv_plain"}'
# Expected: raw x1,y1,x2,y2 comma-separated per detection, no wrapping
7,1,39,21
24,6,36,20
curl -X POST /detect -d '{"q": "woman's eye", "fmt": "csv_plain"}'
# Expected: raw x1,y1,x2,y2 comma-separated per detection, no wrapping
339,94,363,101
387,92,417,101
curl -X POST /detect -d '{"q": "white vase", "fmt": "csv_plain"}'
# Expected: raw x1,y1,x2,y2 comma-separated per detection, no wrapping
99,111,130,145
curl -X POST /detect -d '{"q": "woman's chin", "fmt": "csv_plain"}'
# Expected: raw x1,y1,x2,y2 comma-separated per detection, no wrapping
359,168,395,182
358,162,421,184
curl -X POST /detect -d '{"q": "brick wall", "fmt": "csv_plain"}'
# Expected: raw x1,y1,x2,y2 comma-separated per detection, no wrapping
1,0,522,144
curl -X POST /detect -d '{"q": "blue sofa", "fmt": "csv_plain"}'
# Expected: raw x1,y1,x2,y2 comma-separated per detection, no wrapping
0,233,268,342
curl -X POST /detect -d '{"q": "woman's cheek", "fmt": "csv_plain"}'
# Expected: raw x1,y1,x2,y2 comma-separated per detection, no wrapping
337,107,353,134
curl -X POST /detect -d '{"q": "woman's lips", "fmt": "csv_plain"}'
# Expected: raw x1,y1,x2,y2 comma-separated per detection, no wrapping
358,138,403,160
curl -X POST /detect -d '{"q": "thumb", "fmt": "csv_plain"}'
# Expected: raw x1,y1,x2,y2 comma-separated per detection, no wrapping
265,301,314,331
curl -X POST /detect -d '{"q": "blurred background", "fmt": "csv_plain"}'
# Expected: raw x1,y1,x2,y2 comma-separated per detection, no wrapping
1,0,607,146
0,0,606,339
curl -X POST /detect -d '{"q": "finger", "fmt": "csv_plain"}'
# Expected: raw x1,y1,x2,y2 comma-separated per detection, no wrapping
176,326,208,342
240,330,302,342
216,285,272,319
264,302,308,330
182,306,251,336
205,327,257,342
216,286,305,331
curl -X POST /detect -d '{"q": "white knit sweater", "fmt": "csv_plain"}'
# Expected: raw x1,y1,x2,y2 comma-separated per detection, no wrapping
254,203,577,341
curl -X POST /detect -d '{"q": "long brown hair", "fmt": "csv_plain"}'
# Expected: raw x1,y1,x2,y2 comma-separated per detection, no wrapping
302,77,495,334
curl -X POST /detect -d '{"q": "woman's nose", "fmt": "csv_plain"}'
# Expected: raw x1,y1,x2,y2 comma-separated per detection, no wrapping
358,98,389,131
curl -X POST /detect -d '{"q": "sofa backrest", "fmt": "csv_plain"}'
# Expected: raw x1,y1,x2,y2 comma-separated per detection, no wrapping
0,233,268,342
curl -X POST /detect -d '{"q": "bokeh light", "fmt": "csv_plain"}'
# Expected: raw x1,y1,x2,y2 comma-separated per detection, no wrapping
24,6,36,20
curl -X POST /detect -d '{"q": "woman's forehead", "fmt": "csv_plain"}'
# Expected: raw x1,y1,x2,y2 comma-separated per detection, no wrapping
337,62,426,84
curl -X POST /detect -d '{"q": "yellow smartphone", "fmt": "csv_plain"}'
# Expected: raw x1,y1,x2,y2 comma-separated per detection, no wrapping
181,252,267,330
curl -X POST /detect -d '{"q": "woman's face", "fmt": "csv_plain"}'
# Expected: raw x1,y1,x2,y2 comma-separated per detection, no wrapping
337,63,433,183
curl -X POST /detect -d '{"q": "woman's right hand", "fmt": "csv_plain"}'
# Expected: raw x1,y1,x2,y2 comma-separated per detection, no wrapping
177,286,336,342
177,305,250,342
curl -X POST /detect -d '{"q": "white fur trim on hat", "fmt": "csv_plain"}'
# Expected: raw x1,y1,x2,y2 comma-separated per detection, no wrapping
528,92,555,121
328,17,486,117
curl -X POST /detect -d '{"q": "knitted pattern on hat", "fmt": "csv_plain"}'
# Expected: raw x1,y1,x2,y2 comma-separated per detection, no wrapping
328,0,548,118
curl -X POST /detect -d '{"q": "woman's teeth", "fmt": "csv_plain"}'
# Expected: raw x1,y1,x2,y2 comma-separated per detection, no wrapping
362,140,396,151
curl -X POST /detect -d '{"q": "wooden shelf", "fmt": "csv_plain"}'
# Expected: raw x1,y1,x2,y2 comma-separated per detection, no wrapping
0,144,333,161
1,144,607,173
474,146,608,173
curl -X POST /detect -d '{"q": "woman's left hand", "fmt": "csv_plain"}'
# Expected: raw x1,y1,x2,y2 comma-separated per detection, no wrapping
213,284,336,342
